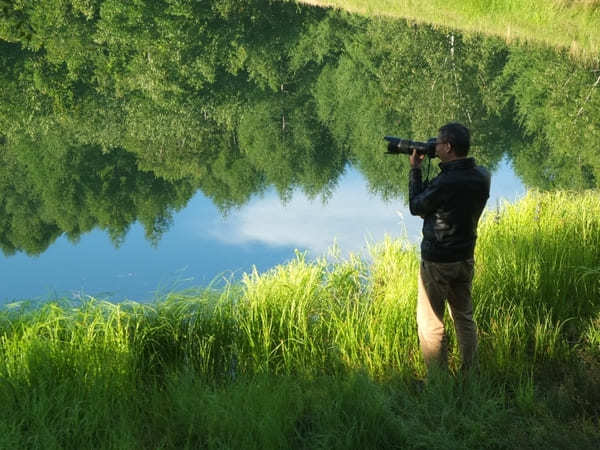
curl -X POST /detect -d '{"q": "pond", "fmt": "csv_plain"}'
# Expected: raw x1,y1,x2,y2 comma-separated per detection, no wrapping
0,1,598,304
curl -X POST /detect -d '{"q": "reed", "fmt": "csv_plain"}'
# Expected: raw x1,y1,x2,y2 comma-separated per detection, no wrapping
0,190,598,448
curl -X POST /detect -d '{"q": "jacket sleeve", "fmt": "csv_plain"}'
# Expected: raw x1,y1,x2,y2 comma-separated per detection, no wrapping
409,168,444,216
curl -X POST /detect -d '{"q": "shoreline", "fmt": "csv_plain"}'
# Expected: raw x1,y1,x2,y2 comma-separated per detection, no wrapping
293,0,600,60
0,189,598,447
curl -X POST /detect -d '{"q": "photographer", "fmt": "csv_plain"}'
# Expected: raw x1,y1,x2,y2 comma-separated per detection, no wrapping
408,122,490,374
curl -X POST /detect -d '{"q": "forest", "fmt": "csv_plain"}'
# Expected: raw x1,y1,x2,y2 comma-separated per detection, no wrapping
0,3,599,448
1,0,599,255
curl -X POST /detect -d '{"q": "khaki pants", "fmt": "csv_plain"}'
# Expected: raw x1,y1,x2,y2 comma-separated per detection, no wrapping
417,258,477,372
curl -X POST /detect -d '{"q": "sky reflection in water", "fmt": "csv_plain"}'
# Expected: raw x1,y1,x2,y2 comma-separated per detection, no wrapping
1,158,524,304
1,1,597,305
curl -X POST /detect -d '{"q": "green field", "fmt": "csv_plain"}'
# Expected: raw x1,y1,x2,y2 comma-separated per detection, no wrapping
295,0,600,59
0,190,598,448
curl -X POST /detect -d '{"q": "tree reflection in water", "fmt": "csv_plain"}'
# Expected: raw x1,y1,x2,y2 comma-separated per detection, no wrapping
0,0,598,255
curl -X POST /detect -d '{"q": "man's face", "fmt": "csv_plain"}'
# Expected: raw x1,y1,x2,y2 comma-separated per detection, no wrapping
435,135,451,161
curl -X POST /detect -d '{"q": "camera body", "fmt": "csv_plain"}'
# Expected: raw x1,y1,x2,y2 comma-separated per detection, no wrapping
384,136,437,158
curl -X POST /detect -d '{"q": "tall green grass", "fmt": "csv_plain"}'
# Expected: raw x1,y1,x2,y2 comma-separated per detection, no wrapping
475,190,600,376
293,0,600,59
0,190,598,448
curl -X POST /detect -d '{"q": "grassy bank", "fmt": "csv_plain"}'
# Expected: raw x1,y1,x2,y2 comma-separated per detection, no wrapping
293,0,600,59
0,190,599,448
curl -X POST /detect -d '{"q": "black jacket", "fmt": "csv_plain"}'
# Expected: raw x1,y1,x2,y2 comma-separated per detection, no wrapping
409,157,490,262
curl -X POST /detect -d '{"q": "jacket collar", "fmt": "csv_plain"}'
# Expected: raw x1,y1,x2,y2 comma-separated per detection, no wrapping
439,157,476,171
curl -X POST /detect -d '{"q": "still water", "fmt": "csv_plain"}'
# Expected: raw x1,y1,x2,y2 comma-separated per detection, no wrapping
0,1,597,303
2,160,524,303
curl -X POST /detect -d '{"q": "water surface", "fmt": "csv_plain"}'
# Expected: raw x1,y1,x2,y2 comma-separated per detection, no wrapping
0,1,597,303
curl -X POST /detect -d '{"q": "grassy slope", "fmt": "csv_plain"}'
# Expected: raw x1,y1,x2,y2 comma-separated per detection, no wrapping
0,190,599,448
294,0,600,59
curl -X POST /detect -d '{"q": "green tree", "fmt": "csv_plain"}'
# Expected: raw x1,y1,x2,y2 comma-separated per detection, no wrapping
0,132,196,255
1,0,598,260
497,45,600,189
312,16,513,200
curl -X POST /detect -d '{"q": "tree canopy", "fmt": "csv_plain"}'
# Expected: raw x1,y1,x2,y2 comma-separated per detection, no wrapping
1,0,598,255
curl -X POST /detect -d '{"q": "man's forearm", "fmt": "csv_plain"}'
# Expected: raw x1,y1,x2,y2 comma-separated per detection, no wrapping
409,167,423,200
408,167,424,216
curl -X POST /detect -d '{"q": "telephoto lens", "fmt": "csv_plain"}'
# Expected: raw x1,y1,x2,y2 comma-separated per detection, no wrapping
384,136,437,158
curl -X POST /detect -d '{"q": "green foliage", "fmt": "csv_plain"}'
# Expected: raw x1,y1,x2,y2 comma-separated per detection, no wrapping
312,16,514,199
238,94,345,200
0,191,599,448
497,45,600,189
0,133,196,255
291,0,600,60
0,0,599,254
1,191,598,379
475,190,600,319
0,3,599,446
474,190,600,382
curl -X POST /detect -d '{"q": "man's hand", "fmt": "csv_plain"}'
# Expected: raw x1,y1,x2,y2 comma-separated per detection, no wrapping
410,149,425,169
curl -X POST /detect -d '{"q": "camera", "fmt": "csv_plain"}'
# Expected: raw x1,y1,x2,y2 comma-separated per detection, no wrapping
384,136,438,158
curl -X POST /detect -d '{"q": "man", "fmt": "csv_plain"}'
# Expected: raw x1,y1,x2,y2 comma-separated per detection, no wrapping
408,122,490,373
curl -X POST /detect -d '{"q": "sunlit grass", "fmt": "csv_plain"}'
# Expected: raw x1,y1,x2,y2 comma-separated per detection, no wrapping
0,190,598,448
293,0,600,60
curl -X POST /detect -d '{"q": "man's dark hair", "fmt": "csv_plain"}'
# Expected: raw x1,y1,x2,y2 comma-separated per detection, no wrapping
439,122,470,157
